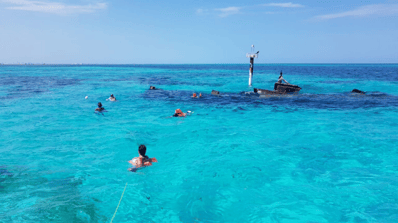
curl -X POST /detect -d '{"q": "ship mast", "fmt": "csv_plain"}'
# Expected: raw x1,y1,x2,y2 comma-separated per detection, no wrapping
246,45,259,86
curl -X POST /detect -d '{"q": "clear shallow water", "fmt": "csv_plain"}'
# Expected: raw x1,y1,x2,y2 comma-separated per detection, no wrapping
1,64,398,223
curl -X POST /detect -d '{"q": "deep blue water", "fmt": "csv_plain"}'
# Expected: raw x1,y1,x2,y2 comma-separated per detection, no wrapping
1,64,398,222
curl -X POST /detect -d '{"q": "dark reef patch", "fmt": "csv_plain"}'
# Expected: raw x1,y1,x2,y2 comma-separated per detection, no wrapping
0,76,81,99
142,89,398,110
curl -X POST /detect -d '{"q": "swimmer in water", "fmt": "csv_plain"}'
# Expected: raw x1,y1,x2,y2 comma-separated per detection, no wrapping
173,108,186,117
199,93,202,97
95,102,105,112
192,93,197,98
128,145,157,171
107,94,116,101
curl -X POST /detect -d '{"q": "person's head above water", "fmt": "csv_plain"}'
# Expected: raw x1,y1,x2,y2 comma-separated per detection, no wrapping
127,144,157,170
138,145,148,158
279,71,283,77
174,109,186,117
199,93,202,97
98,102,102,107
110,94,114,98
193,93,197,97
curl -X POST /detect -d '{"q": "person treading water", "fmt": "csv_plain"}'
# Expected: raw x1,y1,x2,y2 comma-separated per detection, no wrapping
128,145,157,172
107,94,116,101
277,71,290,84
95,102,105,112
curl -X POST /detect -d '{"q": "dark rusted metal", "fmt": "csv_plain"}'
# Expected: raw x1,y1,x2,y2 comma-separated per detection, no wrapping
211,90,220,95
255,83,301,95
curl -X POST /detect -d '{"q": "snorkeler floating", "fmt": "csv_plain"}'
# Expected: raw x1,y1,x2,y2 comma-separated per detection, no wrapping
95,102,105,112
192,93,202,98
173,109,186,117
107,94,117,101
128,145,157,172
172,109,193,117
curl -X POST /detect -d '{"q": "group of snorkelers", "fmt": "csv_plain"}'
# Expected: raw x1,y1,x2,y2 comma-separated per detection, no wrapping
125,72,286,171
99,72,288,172
95,94,116,112
92,94,158,172
97,72,287,115
97,71,287,112
173,92,201,117
95,93,194,119
192,93,202,98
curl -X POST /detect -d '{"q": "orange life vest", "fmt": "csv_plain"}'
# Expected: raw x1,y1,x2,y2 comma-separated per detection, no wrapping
129,157,158,167
175,109,186,117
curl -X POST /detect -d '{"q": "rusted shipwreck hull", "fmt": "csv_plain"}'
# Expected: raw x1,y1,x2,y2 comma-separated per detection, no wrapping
254,83,301,95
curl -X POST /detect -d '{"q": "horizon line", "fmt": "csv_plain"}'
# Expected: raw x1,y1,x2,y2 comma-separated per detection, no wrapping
1,63,398,65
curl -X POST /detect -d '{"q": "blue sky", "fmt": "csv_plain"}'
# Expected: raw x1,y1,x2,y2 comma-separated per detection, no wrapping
0,0,397,64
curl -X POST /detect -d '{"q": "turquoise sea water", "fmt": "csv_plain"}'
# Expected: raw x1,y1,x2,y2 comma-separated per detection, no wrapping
1,64,398,222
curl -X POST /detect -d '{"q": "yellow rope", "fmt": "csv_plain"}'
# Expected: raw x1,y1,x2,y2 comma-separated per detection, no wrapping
110,183,128,223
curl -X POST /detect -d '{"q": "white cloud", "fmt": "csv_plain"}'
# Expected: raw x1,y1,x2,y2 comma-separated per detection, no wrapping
315,4,398,20
0,0,107,14
215,6,241,17
198,2,303,17
262,2,304,8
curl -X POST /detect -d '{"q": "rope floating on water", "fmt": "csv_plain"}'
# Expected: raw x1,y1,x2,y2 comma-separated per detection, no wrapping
110,183,128,223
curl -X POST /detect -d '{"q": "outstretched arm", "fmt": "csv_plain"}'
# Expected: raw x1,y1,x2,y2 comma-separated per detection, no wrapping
282,78,289,84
